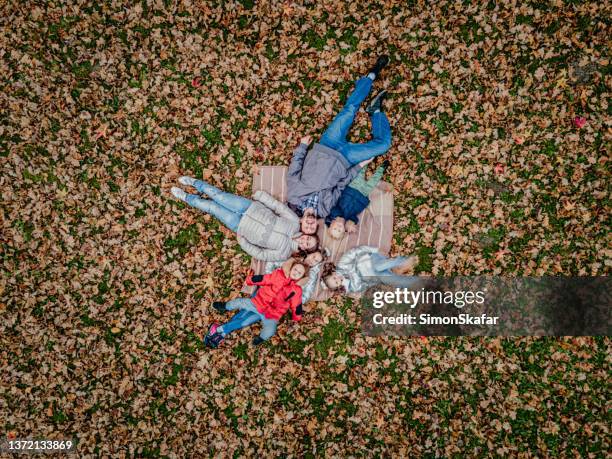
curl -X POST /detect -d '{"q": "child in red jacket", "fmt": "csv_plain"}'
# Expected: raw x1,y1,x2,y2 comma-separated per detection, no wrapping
204,260,308,348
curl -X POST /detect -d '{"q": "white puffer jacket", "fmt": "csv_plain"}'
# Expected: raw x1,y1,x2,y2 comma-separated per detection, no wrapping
236,190,300,262
336,246,381,293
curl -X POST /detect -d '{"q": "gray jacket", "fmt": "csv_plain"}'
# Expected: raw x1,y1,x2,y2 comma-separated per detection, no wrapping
236,190,300,262
286,142,362,218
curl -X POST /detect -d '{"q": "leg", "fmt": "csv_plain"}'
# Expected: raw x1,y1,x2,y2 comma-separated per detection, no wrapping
191,179,252,214
218,310,261,336
379,273,423,289
258,318,278,341
349,164,385,196
373,255,408,272
340,111,392,165
184,194,242,232
319,77,374,151
224,297,259,313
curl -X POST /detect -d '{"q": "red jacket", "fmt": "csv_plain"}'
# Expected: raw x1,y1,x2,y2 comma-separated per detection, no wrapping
246,269,303,322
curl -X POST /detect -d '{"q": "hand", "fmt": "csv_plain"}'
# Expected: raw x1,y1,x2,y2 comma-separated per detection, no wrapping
358,158,373,168
300,135,313,145
345,220,358,234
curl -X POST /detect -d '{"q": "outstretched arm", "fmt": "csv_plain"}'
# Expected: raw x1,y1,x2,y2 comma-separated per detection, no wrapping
287,136,312,178
245,272,273,286
253,190,299,223
238,236,288,262
288,289,304,322
299,263,321,303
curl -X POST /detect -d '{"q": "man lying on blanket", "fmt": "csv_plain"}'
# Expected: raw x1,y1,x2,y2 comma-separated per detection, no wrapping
287,55,393,219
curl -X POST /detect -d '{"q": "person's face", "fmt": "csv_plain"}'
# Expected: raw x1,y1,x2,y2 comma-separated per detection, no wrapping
329,219,345,239
324,273,344,290
304,251,323,267
298,235,316,251
289,263,305,280
301,214,318,235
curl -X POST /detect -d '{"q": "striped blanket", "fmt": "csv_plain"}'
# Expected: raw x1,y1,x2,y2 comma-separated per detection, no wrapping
242,166,394,302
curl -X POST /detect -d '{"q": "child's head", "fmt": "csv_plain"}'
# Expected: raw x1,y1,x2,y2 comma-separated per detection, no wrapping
282,258,310,282
320,262,345,293
328,217,346,240
289,262,306,281
297,234,318,252
300,209,318,235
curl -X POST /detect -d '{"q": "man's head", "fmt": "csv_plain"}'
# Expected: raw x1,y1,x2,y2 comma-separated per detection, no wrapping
328,217,346,240
300,208,318,235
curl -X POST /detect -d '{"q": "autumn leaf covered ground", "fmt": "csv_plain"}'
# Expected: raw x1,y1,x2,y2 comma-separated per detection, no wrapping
1,0,611,457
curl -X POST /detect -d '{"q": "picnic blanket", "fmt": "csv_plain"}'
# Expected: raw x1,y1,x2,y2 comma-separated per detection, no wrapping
242,166,394,301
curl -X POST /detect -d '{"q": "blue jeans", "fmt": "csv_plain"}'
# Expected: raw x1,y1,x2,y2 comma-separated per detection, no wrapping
184,180,252,232
370,253,420,288
320,77,392,165
220,298,278,340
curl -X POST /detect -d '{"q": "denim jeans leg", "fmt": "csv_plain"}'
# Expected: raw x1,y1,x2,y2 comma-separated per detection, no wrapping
340,111,392,165
319,77,374,151
373,255,407,272
378,273,422,289
220,310,261,336
192,180,252,214
184,194,242,232
259,318,278,340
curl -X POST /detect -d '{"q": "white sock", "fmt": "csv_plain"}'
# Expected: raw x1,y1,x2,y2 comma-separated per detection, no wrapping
179,176,196,186
171,187,187,201
367,72,376,80
216,325,225,336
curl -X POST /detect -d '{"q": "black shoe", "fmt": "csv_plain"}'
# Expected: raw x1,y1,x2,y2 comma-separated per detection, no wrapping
212,301,227,313
252,336,265,346
381,159,391,171
366,90,387,115
368,55,390,78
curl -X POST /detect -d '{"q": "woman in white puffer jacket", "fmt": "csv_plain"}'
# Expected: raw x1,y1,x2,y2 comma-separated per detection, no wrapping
171,177,318,262
321,246,420,294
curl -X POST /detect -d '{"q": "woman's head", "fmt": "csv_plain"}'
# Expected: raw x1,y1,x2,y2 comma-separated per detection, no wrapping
321,262,345,293
303,250,323,267
328,217,346,240
300,209,318,235
297,234,318,252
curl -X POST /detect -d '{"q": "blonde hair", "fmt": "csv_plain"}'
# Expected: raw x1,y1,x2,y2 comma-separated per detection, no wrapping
327,217,346,240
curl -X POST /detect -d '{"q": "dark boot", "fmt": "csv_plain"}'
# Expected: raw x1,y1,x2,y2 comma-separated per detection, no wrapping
366,90,388,115
252,336,265,346
212,301,227,313
203,323,225,348
368,55,390,78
